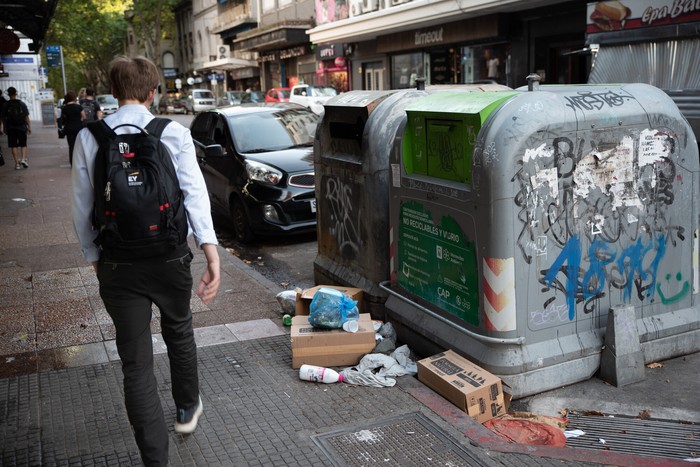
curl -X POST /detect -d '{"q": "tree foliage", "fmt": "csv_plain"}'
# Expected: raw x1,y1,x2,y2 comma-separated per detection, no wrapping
44,0,128,95
44,0,176,99
127,0,178,101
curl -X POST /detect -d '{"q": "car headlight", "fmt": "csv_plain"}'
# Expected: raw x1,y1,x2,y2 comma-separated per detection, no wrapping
245,160,282,185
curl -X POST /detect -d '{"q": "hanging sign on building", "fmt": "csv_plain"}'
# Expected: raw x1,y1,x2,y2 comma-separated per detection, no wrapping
587,0,700,33
316,43,344,60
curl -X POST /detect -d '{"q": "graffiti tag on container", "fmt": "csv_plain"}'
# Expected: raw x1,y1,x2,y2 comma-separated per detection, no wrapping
564,90,634,112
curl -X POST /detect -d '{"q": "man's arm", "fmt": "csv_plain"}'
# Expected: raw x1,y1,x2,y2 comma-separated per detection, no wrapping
197,243,220,304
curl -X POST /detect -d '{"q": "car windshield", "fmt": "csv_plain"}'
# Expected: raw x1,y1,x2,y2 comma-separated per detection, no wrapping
194,91,214,99
312,87,337,97
278,90,291,99
228,109,319,153
97,95,117,105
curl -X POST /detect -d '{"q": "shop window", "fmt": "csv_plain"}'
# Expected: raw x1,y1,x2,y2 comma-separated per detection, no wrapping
391,52,423,89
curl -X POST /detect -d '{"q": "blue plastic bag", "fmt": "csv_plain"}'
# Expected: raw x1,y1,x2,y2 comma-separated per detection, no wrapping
308,287,359,329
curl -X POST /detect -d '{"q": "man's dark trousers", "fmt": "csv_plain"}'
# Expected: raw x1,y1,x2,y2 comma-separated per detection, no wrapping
97,244,199,466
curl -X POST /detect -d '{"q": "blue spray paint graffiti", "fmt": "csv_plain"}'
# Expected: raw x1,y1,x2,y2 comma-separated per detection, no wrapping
543,233,668,319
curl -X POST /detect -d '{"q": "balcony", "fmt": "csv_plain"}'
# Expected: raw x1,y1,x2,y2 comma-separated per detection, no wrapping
212,3,256,34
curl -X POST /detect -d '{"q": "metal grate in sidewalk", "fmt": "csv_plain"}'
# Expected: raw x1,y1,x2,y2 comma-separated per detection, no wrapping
312,411,487,466
566,411,700,460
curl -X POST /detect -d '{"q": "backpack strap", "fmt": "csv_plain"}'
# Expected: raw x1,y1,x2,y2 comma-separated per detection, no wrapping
144,117,172,138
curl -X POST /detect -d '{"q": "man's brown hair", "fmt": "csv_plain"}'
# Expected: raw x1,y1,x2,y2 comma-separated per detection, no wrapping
109,55,160,103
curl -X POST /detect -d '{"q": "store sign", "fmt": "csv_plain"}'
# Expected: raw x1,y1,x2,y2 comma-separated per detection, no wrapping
414,28,444,46
163,67,178,78
280,45,307,60
316,43,343,60
261,52,277,62
231,67,259,79
1,56,39,80
586,0,700,33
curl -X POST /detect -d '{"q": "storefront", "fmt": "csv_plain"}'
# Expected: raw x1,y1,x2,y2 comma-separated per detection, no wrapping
259,44,310,90
376,15,512,89
234,25,313,92
314,42,350,92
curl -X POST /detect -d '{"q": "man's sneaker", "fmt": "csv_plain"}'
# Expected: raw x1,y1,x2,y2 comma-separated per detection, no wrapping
20,159,28,168
175,396,203,434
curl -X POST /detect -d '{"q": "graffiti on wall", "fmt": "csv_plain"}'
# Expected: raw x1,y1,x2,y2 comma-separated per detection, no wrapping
325,177,361,257
512,111,690,327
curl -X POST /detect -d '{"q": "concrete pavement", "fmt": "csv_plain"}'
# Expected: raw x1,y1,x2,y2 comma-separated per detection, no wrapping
0,123,698,466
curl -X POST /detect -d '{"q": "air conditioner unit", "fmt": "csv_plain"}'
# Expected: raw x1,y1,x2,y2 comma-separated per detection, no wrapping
362,0,378,12
218,44,230,59
349,0,363,17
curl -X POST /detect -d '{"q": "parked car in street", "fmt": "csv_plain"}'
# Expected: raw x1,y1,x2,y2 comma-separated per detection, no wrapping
289,84,337,115
159,96,193,114
223,90,265,106
188,88,217,113
190,103,319,242
265,87,291,103
96,94,118,115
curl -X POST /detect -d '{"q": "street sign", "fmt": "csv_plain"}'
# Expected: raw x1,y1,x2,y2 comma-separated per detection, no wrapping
46,45,62,68
175,78,182,89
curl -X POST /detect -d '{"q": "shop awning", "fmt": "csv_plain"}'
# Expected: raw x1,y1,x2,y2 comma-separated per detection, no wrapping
197,57,258,73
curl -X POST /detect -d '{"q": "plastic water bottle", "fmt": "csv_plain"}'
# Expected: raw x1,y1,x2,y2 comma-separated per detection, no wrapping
299,364,344,383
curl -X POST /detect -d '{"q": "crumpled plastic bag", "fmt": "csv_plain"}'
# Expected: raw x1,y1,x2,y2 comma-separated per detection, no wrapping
308,287,359,329
339,345,417,387
373,322,397,354
275,289,298,315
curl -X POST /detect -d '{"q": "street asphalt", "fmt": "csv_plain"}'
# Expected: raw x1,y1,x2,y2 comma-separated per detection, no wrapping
0,123,698,466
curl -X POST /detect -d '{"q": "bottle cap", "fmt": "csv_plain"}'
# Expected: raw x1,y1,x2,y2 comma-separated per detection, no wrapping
342,320,359,333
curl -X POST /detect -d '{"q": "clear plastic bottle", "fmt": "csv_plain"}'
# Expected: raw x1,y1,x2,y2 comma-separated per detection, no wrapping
299,364,344,383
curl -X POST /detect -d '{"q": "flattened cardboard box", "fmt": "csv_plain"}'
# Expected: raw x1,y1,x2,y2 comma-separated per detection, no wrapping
290,313,375,368
295,285,363,316
417,350,506,424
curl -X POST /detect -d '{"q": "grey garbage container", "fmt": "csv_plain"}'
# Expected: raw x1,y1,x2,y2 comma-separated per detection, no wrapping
313,89,428,318
382,83,700,397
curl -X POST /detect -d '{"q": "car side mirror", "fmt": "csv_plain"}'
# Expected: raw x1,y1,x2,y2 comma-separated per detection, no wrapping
205,144,225,157
302,91,307,96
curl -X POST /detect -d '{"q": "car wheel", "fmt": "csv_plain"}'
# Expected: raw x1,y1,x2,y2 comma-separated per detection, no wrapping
230,197,253,243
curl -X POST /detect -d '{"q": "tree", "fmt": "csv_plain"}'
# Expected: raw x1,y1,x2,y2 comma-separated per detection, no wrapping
126,0,179,104
44,0,128,95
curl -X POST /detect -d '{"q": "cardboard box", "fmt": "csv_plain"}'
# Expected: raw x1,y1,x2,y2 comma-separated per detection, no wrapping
291,313,375,369
295,285,363,316
417,350,506,424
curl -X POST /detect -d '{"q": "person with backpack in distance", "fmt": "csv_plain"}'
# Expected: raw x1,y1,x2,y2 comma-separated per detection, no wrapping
71,55,221,467
79,87,102,125
0,87,31,170
60,90,85,167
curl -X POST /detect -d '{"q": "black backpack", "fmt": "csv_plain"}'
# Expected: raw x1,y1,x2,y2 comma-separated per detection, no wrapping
88,118,188,259
81,99,98,122
5,100,25,126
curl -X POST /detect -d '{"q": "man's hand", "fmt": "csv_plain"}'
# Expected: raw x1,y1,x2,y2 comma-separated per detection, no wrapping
197,244,220,304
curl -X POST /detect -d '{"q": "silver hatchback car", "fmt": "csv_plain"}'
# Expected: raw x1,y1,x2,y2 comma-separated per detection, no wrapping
96,94,118,115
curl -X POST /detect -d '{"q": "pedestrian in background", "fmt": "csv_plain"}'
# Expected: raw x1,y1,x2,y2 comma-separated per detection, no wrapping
0,88,7,163
79,87,102,125
0,87,31,170
59,91,84,166
71,55,221,466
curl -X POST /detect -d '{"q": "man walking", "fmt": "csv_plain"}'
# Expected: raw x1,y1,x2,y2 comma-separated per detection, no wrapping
0,87,31,170
71,55,221,466
79,87,103,124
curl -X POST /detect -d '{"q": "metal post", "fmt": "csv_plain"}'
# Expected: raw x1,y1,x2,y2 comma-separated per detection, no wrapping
59,46,67,97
